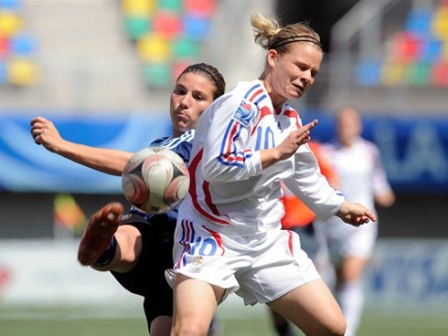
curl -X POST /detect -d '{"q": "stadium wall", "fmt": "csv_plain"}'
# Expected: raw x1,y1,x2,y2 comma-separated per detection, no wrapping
0,238,447,316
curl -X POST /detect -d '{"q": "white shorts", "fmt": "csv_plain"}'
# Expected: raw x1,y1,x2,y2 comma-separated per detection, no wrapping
314,216,378,266
171,217,320,306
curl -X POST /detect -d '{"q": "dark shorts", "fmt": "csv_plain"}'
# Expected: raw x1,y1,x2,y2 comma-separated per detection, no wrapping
111,213,175,328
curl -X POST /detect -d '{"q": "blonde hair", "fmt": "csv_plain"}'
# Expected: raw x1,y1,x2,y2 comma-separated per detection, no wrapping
250,13,322,53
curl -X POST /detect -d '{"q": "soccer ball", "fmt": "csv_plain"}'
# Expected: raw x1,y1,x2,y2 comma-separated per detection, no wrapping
121,147,190,214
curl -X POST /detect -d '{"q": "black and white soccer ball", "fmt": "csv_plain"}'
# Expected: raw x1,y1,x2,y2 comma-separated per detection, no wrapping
121,147,190,214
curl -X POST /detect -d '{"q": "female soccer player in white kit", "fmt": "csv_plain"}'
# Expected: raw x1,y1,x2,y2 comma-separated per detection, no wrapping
315,105,395,336
168,13,377,336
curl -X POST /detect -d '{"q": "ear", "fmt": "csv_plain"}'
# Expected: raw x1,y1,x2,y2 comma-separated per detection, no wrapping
267,49,278,67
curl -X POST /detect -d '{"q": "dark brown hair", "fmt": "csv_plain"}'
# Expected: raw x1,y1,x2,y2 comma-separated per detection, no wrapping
178,63,226,99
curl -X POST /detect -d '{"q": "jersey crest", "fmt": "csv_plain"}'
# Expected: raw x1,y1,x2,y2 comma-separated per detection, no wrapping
233,100,256,127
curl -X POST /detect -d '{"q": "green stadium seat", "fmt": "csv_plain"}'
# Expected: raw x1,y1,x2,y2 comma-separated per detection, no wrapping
124,15,150,40
158,0,182,12
172,37,199,59
143,61,171,87
407,62,431,85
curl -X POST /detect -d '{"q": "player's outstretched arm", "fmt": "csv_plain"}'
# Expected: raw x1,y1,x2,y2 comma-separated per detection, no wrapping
336,201,377,227
30,116,132,176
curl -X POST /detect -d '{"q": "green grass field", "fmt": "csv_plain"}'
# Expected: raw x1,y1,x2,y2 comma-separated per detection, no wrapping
1,305,447,336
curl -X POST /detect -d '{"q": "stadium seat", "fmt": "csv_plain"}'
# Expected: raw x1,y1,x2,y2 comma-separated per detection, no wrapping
122,0,155,16
182,14,211,41
391,32,421,63
184,0,215,18
143,61,171,87
137,33,170,62
158,0,182,12
432,6,448,41
407,62,431,85
171,60,190,81
7,58,38,86
382,61,406,86
355,59,381,86
419,37,442,63
124,15,150,40
153,11,182,39
431,61,448,86
10,33,36,57
0,59,7,84
0,0,20,11
0,11,21,37
405,8,433,36
443,42,448,60
172,37,199,59
0,36,9,58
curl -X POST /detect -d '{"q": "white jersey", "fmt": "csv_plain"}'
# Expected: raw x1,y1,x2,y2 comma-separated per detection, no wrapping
315,137,393,262
323,137,393,213
178,80,344,236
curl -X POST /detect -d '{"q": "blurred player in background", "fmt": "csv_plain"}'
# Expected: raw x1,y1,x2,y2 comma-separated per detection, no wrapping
168,13,376,336
268,141,339,336
30,63,226,336
314,105,396,336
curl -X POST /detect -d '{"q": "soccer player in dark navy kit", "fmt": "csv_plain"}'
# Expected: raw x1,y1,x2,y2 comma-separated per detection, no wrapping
30,63,226,336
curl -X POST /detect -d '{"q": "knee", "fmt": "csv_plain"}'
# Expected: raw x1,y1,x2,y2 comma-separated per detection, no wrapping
315,315,346,336
329,318,346,336
171,320,210,336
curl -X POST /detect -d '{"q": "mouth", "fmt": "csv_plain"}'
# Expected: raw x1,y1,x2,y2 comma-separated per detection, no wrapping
174,112,189,123
292,84,304,95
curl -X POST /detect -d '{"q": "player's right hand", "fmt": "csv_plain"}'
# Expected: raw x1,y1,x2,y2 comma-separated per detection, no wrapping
30,116,64,153
276,119,318,160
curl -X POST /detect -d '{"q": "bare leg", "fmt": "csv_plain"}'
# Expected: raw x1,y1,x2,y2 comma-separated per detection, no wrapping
268,279,346,336
268,307,297,336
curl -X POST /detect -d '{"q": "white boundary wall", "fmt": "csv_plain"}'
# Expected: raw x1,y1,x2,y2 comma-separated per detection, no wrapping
1,238,447,315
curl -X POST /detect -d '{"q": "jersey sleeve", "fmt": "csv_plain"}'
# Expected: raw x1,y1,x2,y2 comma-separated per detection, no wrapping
283,143,345,221
201,95,263,182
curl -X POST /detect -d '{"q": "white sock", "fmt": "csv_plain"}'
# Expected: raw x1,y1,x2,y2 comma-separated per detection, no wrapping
337,281,364,336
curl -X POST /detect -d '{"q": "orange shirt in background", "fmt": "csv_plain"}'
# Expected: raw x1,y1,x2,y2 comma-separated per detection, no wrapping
281,142,338,229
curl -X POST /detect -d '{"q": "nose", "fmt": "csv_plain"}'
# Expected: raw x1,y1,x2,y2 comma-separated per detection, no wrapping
301,71,312,86
179,93,191,107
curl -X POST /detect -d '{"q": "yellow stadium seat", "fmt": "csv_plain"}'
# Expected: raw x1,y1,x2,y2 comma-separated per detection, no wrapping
382,61,406,86
137,33,170,62
0,11,22,37
122,0,155,16
7,58,38,86
432,7,448,41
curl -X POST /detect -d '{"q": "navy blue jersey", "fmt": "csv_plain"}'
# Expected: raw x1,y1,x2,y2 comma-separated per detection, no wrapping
112,129,196,330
